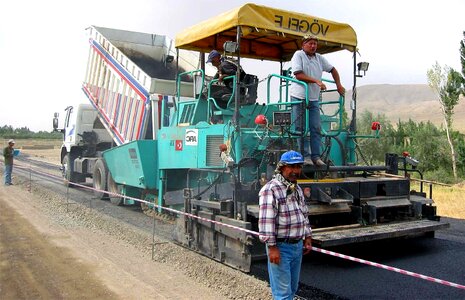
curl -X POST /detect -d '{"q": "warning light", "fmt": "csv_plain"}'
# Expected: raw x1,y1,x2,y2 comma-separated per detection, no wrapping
219,144,234,167
254,114,267,125
371,121,381,131
219,144,228,152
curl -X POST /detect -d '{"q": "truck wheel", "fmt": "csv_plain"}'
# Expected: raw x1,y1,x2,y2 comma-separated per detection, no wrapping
62,154,77,187
107,172,124,206
93,159,108,200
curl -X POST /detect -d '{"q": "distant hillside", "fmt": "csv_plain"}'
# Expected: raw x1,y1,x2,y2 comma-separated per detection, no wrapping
344,84,465,132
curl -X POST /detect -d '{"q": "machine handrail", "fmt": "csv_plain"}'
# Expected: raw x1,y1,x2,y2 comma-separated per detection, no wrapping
171,69,206,125
176,69,205,101
266,74,345,138
278,68,293,103
266,74,310,137
348,131,380,139
266,74,309,104
206,75,237,113
319,78,345,137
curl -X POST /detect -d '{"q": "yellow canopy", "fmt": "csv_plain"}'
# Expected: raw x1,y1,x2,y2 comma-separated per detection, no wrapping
175,3,357,62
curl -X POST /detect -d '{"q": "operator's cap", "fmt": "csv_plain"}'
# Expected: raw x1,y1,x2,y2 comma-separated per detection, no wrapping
8,139,15,144
206,50,221,63
302,34,318,43
279,150,304,165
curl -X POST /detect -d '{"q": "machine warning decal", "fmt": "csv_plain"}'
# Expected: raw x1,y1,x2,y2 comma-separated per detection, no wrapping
175,140,183,151
185,129,198,146
128,148,138,159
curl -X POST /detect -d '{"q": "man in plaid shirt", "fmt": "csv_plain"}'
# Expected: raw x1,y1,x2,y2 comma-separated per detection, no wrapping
259,150,312,300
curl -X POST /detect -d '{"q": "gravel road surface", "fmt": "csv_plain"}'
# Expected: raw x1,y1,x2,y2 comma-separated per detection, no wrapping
0,171,271,299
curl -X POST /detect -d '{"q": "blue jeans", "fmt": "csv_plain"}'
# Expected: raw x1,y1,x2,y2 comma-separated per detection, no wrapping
266,240,303,300
292,98,321,160
4,164,13,185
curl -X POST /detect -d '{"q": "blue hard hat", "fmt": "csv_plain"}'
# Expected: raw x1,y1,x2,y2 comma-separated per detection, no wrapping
206,50,221,63
279,150,304,165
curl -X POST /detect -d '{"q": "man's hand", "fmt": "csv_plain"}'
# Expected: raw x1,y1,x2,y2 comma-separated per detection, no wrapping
303,237,312,255
330,68,345,96
268,245,280,264
317,80,327,91
336,84,345,96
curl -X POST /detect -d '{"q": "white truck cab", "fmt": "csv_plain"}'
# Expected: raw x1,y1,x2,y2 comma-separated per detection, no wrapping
53,103,113,186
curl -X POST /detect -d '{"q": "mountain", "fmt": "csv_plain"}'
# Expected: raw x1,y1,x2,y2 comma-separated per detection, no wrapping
343,84,465,132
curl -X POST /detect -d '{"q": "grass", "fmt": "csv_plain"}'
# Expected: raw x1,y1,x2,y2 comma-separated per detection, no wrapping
2,139,62,165
2,138,62,149
411,182,465,219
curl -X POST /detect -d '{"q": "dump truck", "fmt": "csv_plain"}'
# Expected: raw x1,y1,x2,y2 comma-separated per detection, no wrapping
53,26,204,197
54,4,449,272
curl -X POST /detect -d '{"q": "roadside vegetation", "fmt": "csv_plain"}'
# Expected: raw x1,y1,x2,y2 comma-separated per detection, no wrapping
356,112,464,184
359,32,465,184
0,125,61,140
429,184,465,219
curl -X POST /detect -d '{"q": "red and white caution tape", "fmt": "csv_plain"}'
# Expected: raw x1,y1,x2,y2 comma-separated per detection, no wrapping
13,162,465,291
15,163,259,236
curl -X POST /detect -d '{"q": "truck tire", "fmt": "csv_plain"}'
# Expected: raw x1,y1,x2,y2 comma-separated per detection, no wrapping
92,159,108,200
107,172,124,206
62,154,78,187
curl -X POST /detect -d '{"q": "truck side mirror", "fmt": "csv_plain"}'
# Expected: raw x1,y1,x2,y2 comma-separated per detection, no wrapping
53,112,59,131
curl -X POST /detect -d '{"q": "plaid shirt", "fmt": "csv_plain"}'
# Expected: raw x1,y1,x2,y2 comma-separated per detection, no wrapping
258,178,312,246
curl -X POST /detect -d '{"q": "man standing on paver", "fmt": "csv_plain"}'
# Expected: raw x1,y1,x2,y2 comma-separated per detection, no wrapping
290,34,345,166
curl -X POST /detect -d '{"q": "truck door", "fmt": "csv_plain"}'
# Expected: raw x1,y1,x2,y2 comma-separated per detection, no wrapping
64,106,76,144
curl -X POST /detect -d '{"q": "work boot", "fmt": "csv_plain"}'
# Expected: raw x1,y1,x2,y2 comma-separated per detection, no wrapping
304,158,314,166
313,158,326,166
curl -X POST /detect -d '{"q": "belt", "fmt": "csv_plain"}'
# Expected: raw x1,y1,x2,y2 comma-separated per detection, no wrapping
276,238,302,244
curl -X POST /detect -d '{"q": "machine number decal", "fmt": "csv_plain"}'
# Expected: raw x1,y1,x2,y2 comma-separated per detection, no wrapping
185,129,198,146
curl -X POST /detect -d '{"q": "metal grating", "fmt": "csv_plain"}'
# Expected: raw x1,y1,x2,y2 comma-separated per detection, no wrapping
180,103,196,124
206,135,224,166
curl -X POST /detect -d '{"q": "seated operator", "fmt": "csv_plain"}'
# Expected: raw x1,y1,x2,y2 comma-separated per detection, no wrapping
206,50,246,108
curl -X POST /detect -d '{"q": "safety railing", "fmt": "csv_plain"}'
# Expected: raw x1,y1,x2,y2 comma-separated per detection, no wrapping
260,75,307,138
169,69,205,126
319,78,345,137
206,75,237,114
264,75,345,137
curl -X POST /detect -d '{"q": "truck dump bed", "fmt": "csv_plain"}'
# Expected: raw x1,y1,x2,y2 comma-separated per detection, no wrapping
82,26,198,145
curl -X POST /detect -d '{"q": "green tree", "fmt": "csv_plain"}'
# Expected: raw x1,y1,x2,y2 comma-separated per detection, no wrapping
354,111,463,182
356,110,394,165
0,124,61,139
0,125,14,136
409,121,446,173
427,62,461,181
460,31,465,96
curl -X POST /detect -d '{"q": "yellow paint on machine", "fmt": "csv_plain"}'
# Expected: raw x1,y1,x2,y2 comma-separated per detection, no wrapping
175,3,357,61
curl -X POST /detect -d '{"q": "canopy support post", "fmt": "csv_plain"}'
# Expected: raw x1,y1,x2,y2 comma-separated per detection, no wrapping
234,25,242,163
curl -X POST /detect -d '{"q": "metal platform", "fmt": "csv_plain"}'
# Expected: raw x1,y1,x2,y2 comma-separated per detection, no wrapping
312,219,450,247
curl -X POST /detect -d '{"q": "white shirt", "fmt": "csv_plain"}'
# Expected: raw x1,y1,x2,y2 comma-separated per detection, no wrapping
290,50,333,101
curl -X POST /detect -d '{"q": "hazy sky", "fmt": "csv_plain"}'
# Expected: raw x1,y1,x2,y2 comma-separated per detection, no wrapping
1,0,463,131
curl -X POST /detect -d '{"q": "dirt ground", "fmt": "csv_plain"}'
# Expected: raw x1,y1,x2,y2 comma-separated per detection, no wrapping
1,144,272,300
12,143,62,165
0,184,255,300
